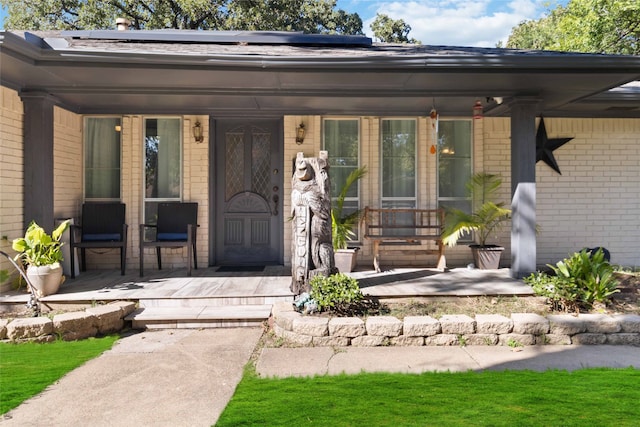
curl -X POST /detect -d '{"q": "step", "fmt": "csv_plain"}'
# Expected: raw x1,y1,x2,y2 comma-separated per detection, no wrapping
125,304,273,329
138,294,293,308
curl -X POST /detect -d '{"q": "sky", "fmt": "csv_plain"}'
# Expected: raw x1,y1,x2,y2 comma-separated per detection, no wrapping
1,0,567,48
338,0,567,47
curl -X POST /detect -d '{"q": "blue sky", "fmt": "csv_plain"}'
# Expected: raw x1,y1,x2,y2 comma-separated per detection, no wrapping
338,0,567,47
1,1,567,47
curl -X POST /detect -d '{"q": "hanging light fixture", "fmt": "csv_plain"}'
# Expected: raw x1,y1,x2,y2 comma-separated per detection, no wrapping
296,123,306,144
473,100,483,119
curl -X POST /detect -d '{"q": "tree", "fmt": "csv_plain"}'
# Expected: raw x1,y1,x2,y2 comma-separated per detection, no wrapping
506,0,640,54
370,13,420,44
0,0,363,34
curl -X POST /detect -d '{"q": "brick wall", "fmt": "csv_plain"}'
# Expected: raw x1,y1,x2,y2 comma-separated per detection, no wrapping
534,118,640,267
485,117,640,268
0,87,24,281
53,106,83,218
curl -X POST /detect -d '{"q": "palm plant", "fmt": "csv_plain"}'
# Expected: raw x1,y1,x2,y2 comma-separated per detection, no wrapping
442,173,511,247
331,166,367,250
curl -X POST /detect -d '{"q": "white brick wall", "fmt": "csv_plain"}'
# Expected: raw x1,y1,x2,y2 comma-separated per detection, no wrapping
53,106,82,218
0,87,24,278
534,118,640,267
485,117,640,268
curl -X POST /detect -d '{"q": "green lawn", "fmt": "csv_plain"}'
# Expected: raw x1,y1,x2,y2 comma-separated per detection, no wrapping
216,367,640,426
0,335,119,414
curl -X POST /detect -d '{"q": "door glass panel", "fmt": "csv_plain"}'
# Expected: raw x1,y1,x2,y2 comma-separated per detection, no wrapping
225,130,244,201
252,128,271,203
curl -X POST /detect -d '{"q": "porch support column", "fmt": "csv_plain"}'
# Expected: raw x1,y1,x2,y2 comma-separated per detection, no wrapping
21,92,56,232
510,98,539,279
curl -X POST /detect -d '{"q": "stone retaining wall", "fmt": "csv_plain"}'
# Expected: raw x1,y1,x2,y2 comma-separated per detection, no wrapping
0,301,136,343
271,302,640,347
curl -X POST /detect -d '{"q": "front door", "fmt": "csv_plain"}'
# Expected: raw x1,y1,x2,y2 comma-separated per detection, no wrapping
212,119,283,265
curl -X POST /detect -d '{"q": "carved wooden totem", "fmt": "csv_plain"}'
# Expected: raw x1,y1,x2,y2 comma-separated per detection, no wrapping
290,151,336,295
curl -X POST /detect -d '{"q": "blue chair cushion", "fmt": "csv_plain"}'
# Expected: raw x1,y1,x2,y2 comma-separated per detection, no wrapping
157,232,188,241
83,233,121,241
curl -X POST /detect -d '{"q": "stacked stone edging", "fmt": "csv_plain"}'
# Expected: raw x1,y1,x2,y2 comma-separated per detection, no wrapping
0,301,136,343
271,302,640,347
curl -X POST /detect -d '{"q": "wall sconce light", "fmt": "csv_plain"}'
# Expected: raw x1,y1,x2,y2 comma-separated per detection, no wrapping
473,100,483,119
295,123,306,144
193,121,204,143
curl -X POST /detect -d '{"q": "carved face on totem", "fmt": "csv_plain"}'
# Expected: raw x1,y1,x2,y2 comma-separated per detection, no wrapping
293,151,329,195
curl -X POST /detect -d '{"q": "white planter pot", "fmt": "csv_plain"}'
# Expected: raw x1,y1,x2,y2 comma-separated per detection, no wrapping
334,248,359,273
26,264,63,297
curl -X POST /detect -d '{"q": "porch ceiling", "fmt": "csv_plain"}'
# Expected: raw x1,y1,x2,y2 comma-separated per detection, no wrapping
1,31,640,117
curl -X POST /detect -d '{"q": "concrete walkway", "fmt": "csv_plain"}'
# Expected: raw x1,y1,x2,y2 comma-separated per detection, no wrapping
1,328,262,427
256,344,640,377
3,329,639,427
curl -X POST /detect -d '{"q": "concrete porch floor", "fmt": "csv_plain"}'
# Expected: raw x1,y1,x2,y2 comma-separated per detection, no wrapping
1,265,533,307
1,265,533,328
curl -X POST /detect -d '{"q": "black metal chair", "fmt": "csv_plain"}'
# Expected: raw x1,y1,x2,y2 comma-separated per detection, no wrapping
139,202,198,276
69,202,128,278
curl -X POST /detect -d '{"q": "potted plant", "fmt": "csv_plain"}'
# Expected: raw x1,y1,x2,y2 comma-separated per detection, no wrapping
442,173,511,269
12,220,70,296
332,166,367,273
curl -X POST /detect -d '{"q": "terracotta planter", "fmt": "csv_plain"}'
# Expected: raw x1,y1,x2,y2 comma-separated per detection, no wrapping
26,264,63,297
470,245,504,270
334,248,359,273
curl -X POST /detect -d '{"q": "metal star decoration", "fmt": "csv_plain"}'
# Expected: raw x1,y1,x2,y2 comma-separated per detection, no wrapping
535,117,573,175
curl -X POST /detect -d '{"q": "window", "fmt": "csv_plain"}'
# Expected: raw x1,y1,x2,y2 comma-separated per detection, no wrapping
323,118,360,239
144,118,182,226
381,119,416,208
84,117,121,200
438,120,472,238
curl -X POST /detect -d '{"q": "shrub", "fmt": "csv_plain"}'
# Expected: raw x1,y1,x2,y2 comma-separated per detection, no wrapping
309,273,364,313
525,249,619,312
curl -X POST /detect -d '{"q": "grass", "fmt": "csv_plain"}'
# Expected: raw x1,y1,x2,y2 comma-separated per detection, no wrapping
216,367,640,426
0,335,119,414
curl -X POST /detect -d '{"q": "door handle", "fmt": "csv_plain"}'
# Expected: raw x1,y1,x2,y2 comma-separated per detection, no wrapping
272,194,279,216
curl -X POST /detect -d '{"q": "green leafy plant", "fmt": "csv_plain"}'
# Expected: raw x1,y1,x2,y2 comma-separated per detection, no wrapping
309,273,364,313
458,335,467,347
331,166,367,250
525,248,619,312
442,173,511,247
507,338,523,348
12,220,70,267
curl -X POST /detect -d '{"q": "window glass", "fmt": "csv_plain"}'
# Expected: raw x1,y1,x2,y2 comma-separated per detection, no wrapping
438,120,472,239
84,117,121,200
381,119,416,208
144,118,182,226
323,119,359,198
323,118,360,240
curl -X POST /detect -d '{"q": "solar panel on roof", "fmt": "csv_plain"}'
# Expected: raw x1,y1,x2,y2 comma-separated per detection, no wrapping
60,30,372,47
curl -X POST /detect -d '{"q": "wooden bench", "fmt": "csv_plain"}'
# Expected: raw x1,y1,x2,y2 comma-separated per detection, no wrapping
363,207,446,272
